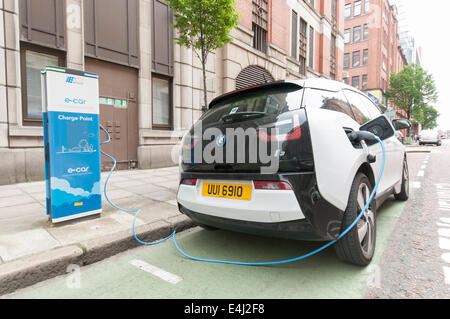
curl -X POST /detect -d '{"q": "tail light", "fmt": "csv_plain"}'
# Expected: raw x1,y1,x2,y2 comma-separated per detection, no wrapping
258,126,301,142
181,178,197,186
183,139,198,150
254,181,292,190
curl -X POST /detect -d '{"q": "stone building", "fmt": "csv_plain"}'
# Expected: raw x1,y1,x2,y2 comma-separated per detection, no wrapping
0,0,344,185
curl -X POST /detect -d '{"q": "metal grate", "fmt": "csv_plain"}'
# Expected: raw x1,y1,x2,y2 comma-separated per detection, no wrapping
235,66,274,90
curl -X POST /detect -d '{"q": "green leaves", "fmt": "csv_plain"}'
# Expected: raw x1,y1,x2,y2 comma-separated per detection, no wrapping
387,64,439,128
166,0,239,108
167,0,239,60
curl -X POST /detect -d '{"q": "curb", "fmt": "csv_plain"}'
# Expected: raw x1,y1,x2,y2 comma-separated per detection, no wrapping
406,149,432,153
0,215,195,296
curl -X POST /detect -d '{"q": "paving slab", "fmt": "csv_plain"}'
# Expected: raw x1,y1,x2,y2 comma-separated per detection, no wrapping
47,215,129,246
0,229,61,262
0,194,37,208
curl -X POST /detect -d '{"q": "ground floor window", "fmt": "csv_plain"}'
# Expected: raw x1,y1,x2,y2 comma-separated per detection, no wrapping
152,75,172,129
20,44,65,125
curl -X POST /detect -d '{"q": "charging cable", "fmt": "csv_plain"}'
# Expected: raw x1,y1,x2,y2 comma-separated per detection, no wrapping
100,125,385,266
100,125,173,246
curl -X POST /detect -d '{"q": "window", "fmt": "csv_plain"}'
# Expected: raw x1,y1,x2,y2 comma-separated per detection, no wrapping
343,90,372,124
309,26,315,69
302,89,356,120
352,51,360,67
291,11,298,58
20,45,65,124
364,0,370,13
345,4,351,20
152,75,172,128
344,77,350,85
363,24,369,40
363,49,369,65
152,0,174,75
353,26,361,43
359,94,381,118
354,1,362,16
362,74,368,90
299,18,307,75
344,29,351,44
352,76,360,89
344,53,350,69
252,0,268,53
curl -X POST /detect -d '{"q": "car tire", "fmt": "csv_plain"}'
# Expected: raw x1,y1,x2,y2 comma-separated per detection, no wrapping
334,173,376,266
394,157,409,201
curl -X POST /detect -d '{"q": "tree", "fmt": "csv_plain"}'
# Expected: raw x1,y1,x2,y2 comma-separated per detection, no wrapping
387,64,438,125
420,104,440,130
167,0,239,112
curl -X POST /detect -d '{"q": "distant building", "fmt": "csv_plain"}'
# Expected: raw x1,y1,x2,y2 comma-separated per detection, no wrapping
342,0,407,114
395,0,422,66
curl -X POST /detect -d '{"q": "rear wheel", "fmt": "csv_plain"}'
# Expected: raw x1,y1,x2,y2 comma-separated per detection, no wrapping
394,157,409,201
334,173,376,266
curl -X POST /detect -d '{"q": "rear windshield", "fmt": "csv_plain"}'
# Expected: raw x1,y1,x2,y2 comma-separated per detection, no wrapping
200,87,304,126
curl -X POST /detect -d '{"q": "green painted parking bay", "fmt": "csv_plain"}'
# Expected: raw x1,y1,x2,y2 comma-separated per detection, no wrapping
8,199,406,299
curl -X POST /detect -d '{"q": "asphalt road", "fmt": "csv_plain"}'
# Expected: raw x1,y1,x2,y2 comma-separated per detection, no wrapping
4,141,450,299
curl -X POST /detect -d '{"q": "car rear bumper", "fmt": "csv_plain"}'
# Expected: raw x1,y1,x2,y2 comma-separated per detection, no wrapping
179,205,323,241
176,172,344,241
419,140,440,144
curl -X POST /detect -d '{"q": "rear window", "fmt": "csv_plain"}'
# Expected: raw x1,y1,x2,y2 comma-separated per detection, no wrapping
200,86,304,126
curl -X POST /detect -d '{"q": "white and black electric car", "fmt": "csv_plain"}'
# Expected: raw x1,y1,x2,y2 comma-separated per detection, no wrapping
177,78,411,266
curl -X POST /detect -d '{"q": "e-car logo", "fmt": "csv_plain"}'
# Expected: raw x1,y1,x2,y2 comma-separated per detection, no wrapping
65,98,86,105
67,167,89,174
66,76,84,85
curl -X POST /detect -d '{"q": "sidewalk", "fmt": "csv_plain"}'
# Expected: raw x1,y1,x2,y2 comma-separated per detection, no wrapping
0,166,193,295
405,143,433,153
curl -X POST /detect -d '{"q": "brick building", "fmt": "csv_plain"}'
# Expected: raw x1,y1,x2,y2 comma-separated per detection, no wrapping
0,0,344,185
342,0,407,116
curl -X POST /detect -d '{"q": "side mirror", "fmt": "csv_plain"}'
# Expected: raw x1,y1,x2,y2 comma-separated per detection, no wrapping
392,119,412,131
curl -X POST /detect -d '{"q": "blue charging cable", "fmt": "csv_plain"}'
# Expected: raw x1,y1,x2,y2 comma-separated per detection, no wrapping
100,125,385,266
100,125,173,246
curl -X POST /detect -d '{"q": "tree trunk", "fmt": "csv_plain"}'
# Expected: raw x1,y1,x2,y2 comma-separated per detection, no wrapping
202,61,208,113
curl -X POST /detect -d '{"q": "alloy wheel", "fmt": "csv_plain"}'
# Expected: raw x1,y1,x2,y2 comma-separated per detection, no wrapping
356,183,376,259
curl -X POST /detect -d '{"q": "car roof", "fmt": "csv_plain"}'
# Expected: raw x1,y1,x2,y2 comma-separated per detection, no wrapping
290,78,361,93
208,78,364,109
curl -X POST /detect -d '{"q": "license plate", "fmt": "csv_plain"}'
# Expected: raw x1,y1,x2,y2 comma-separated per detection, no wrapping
202,183,252,201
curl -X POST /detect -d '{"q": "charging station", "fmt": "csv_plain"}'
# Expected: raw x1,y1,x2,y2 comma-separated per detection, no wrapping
41,66,102,223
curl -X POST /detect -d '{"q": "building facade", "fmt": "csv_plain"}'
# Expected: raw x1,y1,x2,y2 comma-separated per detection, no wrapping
0,0,344,185
395,0,422,67
342,0,406,113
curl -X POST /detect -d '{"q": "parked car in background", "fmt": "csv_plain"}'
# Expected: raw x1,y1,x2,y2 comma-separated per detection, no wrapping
419,130,442,146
